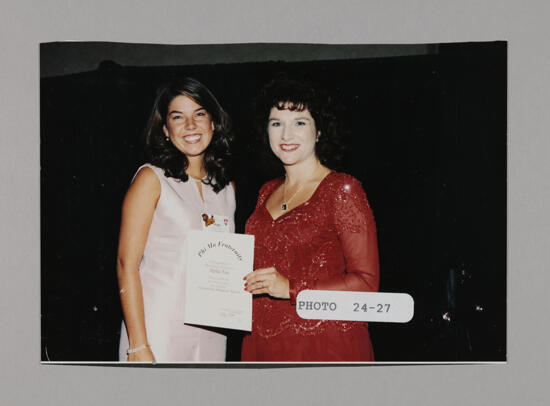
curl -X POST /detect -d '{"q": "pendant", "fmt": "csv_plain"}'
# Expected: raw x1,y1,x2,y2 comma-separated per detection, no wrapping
281,203,288,211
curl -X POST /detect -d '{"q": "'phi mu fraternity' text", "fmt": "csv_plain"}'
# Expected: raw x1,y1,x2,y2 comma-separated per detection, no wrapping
197,241,243,261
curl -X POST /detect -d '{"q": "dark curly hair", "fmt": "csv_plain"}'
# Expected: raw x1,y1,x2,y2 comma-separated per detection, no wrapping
253,76,345,175
144,77,233,193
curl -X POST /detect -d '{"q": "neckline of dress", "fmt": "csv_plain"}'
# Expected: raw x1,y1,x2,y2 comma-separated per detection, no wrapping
263,171,335,222
190,177,209,204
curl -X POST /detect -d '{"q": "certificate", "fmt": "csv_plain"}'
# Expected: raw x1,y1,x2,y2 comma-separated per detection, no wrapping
184,230,254,331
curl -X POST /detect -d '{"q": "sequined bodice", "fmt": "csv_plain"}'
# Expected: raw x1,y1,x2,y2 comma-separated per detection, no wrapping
245,172,379,339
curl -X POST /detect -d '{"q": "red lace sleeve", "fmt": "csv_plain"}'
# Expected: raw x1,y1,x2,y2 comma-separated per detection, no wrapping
289,175,380,304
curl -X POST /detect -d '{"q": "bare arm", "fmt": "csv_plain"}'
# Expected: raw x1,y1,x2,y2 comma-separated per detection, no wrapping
117,167,160,361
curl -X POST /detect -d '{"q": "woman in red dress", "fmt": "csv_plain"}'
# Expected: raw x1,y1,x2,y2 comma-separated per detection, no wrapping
242,78,380,361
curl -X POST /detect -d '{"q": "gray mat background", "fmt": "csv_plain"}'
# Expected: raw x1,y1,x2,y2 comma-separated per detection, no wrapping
2,0,548,405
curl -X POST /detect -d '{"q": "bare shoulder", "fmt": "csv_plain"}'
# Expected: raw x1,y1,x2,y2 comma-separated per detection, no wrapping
132,166,160,188
126,166,161,202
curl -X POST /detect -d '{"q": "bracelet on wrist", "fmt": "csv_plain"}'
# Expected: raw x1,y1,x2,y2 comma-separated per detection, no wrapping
127,343,150,355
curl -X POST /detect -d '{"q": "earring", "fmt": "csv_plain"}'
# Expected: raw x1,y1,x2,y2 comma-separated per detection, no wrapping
165,136,170,142
315,135,320,142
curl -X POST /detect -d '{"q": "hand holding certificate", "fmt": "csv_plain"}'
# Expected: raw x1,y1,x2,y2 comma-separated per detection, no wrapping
184,230,254,331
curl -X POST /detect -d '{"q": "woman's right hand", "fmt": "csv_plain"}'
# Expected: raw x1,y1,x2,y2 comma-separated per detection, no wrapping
127,346,155,362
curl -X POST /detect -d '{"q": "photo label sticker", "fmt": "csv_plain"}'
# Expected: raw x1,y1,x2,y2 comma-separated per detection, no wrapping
296,290,414,323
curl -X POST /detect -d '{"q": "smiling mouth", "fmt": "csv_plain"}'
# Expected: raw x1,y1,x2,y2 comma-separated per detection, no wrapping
183,134,201,143
280,144,299,151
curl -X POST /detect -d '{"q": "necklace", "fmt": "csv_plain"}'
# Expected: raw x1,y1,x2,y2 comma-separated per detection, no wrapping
281,164,322,211
188,173,207,181
281,181,304,211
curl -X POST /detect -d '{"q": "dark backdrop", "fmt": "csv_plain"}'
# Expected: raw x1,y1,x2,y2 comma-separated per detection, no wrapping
41,42,506,362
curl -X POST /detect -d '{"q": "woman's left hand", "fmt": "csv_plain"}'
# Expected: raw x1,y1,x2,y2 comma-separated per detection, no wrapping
244,267,290,299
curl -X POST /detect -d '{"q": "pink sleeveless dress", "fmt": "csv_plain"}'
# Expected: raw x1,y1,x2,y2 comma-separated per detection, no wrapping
119,164,235,362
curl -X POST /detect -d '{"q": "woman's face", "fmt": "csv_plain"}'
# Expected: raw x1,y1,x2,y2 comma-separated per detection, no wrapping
163,95,214,158
267,105,319,167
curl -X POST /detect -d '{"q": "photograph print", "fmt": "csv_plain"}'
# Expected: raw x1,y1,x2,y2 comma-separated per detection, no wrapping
40,41,506,363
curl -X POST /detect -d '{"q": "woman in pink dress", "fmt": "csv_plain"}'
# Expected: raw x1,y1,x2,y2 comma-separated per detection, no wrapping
243,78,380,361
117,78,235,362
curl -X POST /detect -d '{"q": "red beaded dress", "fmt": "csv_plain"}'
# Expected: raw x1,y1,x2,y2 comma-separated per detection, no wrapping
241,172,380,362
